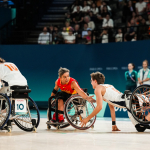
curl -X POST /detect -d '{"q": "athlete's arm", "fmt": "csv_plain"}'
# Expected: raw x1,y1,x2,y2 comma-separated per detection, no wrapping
51,80,59,97
108,103,116,122
71,81,95,102
86,86,103,120
80,86,103,127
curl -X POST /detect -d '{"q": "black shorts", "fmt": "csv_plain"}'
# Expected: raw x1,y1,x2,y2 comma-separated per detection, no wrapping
55,91,72,102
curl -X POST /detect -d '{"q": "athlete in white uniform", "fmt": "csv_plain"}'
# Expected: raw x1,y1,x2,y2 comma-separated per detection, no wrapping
80,71,139,131
0,57,27,90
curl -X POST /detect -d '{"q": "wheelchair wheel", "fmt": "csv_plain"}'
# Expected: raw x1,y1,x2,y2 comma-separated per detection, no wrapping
64,95,96,130
130,85,150,125
0,93,11,129
14,97,40,132
47,98,70,129
135,125,146,132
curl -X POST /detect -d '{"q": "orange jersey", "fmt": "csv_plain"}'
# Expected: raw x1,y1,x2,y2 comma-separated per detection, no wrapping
57,77,78,94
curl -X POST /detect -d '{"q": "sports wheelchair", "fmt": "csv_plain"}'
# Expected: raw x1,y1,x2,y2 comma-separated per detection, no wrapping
124,84,150,132
0,85,40,133
46,89,96,130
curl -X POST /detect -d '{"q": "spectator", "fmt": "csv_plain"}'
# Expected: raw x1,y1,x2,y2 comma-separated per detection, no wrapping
139,18,148,38
89,11,96,22
62,27,68,40
125,63,137,92
84,16,95,30
135,0,146,15
65,21,72,32
123,1,135,20
100,29,108,43
72,6,84,25
82,23,91,37
72,4,83,13
53,26,63,44
73,24,82,42
124,20,137,41
100,1,111,13
87,0,93,6
131,34,137,41
38,27,52,44
65,12,72,23
64,29,76,44
84,30,95,44
102,14,114,28
90,3,99,15
146,14,150,25
96,0,103,7
137,60,150,86
82,1,90,13
49,25,54,34
115,28,123,42
100,5,110,18
130,12,137,23
146,0,150,14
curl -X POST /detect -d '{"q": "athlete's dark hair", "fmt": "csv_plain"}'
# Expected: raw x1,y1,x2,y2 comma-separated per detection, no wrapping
129,63,135,69
143,60,149,67
90,72,105,84
58,67,70,77
0,57,5,63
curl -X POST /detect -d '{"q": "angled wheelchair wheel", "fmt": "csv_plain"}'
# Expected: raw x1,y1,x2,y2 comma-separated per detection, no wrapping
130,85,150,125
14,97,40,132
0,93,11,129
64,95,96,130
47,98,70,129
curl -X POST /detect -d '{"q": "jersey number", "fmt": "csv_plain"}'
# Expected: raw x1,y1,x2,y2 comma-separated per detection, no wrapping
5,64,18,71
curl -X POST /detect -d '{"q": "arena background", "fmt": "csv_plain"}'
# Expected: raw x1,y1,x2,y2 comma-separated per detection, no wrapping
0,40,149,117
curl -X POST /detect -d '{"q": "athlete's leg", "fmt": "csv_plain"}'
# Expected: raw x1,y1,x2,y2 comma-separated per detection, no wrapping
58,99,64,111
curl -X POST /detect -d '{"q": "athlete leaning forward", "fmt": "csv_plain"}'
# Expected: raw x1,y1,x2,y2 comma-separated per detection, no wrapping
80,71,150,131
50,67,95,122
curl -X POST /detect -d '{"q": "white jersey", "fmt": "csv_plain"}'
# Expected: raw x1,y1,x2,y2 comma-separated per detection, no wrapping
101,84,140,126
101,84,125,108
0,62,27,86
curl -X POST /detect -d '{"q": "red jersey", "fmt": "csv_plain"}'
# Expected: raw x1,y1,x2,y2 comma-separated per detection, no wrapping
57,77,78,94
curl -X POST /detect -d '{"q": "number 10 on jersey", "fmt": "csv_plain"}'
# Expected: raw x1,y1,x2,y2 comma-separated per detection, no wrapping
15,99,27,113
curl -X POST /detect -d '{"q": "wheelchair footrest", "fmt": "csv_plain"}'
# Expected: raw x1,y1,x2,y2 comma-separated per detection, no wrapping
46,121,68,126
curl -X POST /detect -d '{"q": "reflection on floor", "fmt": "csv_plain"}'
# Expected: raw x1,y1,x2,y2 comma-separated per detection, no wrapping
0,110,150,150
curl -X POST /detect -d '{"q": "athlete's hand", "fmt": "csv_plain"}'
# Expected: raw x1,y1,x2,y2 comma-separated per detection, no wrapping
86,95,96,103
80,118,89,127
112,125,121,131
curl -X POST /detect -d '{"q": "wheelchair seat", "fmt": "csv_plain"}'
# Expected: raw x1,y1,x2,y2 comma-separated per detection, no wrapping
10,85,31,98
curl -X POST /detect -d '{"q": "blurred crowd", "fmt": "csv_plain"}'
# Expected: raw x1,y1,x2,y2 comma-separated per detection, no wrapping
38,0,150,44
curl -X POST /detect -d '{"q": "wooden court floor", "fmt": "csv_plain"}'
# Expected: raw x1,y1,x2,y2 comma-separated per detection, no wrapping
0,118,149,150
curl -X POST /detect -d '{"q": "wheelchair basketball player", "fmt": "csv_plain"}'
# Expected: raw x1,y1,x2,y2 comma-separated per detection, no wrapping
50,67,95,122
0,57,27,93
80,71,150,131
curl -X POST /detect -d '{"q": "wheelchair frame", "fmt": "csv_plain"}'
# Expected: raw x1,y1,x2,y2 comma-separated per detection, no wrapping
0,86,40,132
46,92,96,130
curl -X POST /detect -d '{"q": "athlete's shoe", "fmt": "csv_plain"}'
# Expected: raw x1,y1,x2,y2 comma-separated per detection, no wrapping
51,113,64,122
58,114,64,123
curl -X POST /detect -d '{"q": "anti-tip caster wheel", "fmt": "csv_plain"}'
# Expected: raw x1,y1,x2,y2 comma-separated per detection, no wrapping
47,125,51,130
56,125,60,130
32,127,37,133
8,128,11,133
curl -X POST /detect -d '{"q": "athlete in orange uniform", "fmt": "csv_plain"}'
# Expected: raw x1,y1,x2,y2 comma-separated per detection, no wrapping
51,67,95,122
